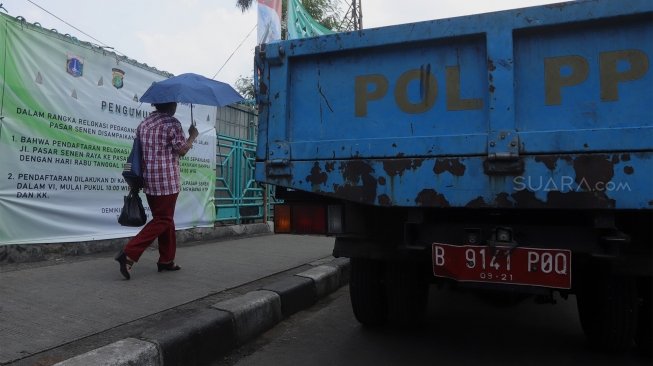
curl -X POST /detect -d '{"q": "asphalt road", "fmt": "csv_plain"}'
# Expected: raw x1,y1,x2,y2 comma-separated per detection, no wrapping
215,284,650,366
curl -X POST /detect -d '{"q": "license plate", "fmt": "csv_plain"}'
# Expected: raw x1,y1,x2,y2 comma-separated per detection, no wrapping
432,243,571,289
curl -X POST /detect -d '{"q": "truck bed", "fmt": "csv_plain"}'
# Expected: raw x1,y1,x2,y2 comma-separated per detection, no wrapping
255,0,653,210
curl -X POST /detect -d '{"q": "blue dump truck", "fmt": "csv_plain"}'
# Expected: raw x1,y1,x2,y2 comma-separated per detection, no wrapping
254,0,652,353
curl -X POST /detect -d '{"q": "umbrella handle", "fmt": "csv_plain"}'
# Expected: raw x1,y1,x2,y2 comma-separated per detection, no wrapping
191,103,195,126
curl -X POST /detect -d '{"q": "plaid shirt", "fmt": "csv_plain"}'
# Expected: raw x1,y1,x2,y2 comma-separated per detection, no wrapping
137,112,187,196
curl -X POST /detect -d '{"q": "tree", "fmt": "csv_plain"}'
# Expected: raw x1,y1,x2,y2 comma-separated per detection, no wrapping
235,75,255,100
235,0,255,12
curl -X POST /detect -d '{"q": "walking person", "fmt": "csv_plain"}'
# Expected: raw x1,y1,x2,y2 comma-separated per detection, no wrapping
115,102,198,279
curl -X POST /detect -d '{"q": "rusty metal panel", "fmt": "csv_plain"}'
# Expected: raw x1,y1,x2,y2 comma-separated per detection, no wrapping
514,16,652,153
256,0,653,210
286,35,489,157
256,153,652,209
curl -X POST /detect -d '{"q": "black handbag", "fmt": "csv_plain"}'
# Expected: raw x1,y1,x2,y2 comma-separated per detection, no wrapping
118,188,147,227
122,134,143,188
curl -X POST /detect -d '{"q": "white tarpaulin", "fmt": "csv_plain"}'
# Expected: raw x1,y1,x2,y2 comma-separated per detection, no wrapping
0,13,217,245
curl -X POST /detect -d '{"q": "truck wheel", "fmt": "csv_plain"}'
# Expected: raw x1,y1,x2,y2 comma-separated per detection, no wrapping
349,258,388,326
577,269,638,353
635,277,652,356
386,261,429,329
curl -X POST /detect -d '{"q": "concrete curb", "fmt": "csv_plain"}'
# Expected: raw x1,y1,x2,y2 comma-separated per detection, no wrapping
261,276,315,318
54,258,350,366
295,265,340,300
212,290,282,346
53,339,159,366
1,222,272,265
141,308,235,366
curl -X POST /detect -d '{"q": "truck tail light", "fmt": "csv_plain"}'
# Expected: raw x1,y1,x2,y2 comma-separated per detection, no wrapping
273,204,344,235
294,205,326,234
274,205,291,233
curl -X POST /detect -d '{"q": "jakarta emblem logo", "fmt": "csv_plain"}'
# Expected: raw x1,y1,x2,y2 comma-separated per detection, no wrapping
112,68,125,89
66,53,84,77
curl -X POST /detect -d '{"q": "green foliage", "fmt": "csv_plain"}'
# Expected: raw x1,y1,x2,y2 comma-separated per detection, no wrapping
235,75,255,100
235,0,254,12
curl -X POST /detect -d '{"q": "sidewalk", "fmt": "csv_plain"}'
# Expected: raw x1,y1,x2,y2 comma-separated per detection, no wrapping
0,233,337,365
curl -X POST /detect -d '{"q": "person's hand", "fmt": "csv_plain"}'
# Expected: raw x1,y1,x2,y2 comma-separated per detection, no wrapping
188,124,199,138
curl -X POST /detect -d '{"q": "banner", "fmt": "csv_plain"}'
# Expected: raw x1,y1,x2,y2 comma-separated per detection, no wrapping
0,13,217,245
258,0,282,44
287,0,335,39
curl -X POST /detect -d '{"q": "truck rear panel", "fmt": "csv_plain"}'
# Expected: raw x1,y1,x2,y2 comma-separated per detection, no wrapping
255,0,652,210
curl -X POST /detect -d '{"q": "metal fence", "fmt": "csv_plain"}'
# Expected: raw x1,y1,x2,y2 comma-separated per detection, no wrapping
214,103,276,224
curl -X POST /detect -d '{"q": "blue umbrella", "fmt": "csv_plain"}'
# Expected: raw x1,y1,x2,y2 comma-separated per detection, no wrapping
140,73,244,123
140,73,244,106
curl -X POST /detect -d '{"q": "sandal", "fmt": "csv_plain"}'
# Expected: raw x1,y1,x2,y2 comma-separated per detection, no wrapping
115,250,134,280
157,261,181,272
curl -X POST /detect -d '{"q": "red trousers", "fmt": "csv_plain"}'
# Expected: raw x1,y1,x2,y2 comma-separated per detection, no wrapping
124,193,179,263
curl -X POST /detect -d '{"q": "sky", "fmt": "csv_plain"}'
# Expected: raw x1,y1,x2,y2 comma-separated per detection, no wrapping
2,0,567,88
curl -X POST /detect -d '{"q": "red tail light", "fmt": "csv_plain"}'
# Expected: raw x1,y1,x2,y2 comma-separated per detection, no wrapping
293,205,326,234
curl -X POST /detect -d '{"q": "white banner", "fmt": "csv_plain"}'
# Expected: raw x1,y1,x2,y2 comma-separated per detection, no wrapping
258,0,282,44
0,14,217,245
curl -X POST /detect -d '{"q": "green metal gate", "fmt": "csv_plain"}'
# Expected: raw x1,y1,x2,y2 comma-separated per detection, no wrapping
214,103,276,224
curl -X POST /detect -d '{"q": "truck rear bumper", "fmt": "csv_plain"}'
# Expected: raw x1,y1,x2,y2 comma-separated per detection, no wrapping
333,220,652,278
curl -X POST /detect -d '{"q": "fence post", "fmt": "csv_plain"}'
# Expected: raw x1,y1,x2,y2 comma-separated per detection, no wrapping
263,184,268,223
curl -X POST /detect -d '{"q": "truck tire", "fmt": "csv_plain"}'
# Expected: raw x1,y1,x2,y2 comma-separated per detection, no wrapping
576,269,638,353
386,261,429,329
635,277,652,356
349,258,388,326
